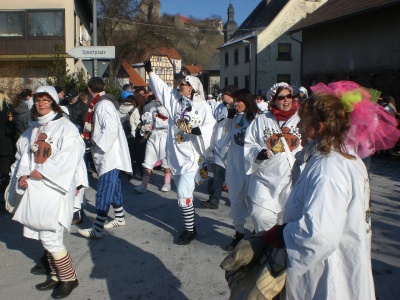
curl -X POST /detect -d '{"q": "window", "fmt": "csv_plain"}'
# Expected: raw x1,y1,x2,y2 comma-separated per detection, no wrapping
225,52,229,66
28,11,63,37
245,46,250,62
234,49,239,64
224,77,228,87
277,74,290,84
234,76,238,88
0,11,24,37
244,75,250,90
277,43,291,61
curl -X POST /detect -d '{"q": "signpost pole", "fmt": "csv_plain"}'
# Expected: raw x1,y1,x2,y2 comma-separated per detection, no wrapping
93,0,97,77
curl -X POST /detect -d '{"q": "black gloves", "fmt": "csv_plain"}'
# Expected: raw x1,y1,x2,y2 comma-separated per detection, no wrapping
227,108,236,119
256,149,270,160
143,60,153,73
191,127,202,136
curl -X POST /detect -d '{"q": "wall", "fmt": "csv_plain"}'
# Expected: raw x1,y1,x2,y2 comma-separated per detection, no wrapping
301,5,400,100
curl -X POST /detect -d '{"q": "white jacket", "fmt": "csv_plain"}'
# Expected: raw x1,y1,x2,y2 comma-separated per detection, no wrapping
13,116,85,234
283,150,375,299
91,99,133,176
244,112,301,213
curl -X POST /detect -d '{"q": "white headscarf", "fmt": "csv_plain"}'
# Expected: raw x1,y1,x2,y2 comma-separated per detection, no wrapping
185,75,205,101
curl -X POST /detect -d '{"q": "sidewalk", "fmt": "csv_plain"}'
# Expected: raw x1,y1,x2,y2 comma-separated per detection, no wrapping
0,156,399,299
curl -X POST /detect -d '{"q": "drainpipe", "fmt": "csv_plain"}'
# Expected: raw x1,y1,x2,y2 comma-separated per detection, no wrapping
93,0,97,77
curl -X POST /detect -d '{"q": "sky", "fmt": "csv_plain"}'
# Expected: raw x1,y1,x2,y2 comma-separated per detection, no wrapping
160,0,261,26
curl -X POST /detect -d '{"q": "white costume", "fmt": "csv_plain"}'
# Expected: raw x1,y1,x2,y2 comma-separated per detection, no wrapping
212,102,228,168
118,102,141,138
141,102,170,170
256,101,269,112
91,95,132,176
149,73,215,176
216,113,251,227
244,112,301,231
13,114,85,242
283,150,375,299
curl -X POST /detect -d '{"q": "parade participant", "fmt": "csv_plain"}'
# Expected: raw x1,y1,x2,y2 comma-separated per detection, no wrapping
201,85,236,210
133,100,172,193
262,80,400,299
12,86,84,299
217,88,259,251
144,59,216,245
78,77,132,238
206,94,217,113
254,94,269,112
298,86,308,102
244,83,301,232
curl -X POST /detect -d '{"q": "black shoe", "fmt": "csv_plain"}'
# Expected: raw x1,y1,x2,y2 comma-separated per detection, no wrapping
36,279,60,291
51,279,79,299
71,210,83,225
178,229,197,245
200,200,218,210
31,252,51,275
225,231,244,251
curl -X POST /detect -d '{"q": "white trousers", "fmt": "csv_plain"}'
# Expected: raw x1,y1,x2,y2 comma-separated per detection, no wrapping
173,171,196,207
143,130,169,170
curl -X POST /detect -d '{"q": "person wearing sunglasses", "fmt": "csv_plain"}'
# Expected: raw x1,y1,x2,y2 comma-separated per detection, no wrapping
143,60,216,245
244,82,302,233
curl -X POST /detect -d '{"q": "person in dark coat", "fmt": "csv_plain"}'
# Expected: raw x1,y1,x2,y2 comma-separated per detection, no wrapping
65,89,88,133
0,90,16,193
13,89,32,139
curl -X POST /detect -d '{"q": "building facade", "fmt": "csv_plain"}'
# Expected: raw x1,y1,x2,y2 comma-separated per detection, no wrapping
0,0,92,91
219,0,326,94
290,0,400,101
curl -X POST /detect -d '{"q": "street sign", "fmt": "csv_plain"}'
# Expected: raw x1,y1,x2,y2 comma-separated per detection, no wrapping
67,46,115,59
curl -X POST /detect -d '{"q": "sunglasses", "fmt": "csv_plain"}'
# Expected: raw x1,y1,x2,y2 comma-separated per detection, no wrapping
276,94,293,101
180,83,190,87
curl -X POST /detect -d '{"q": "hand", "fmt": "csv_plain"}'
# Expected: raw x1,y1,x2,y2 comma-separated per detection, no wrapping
30,169,43,180
19,175,29,188
191,127,201,136
227,108,236,119
143,60,153,73
256,149,271,160
263,224,287,248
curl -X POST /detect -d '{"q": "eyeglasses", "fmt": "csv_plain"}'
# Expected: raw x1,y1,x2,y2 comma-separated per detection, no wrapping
276,94,293,101
34,99,52,104
180,83,189,87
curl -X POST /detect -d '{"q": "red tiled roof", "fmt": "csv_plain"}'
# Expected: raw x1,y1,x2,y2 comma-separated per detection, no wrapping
184,65,202,74
290,0,399,32
178,15,190,24
121,60,147,87
156,47,182,60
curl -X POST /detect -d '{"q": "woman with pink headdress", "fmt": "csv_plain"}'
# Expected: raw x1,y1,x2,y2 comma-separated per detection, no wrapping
262,81,400,299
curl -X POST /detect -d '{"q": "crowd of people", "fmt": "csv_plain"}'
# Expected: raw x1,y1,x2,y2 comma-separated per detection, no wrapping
1,61,400,299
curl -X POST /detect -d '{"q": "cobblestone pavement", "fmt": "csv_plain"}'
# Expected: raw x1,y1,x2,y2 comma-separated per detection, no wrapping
0,155,399,299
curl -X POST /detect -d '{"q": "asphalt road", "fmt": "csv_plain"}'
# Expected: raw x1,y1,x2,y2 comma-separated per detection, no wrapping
0,155,399,300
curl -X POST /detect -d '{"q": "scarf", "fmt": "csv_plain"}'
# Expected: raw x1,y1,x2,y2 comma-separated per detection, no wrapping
83,93,101,139
37,111,57,125
270,106,297,121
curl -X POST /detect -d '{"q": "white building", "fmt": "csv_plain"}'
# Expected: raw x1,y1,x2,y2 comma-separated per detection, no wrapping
219,0,326,94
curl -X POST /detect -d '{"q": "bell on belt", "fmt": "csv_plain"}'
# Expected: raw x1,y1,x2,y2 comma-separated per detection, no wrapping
30,143,39,153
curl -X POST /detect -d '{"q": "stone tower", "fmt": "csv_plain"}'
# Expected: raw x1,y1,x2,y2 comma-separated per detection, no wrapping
223,0,238,42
